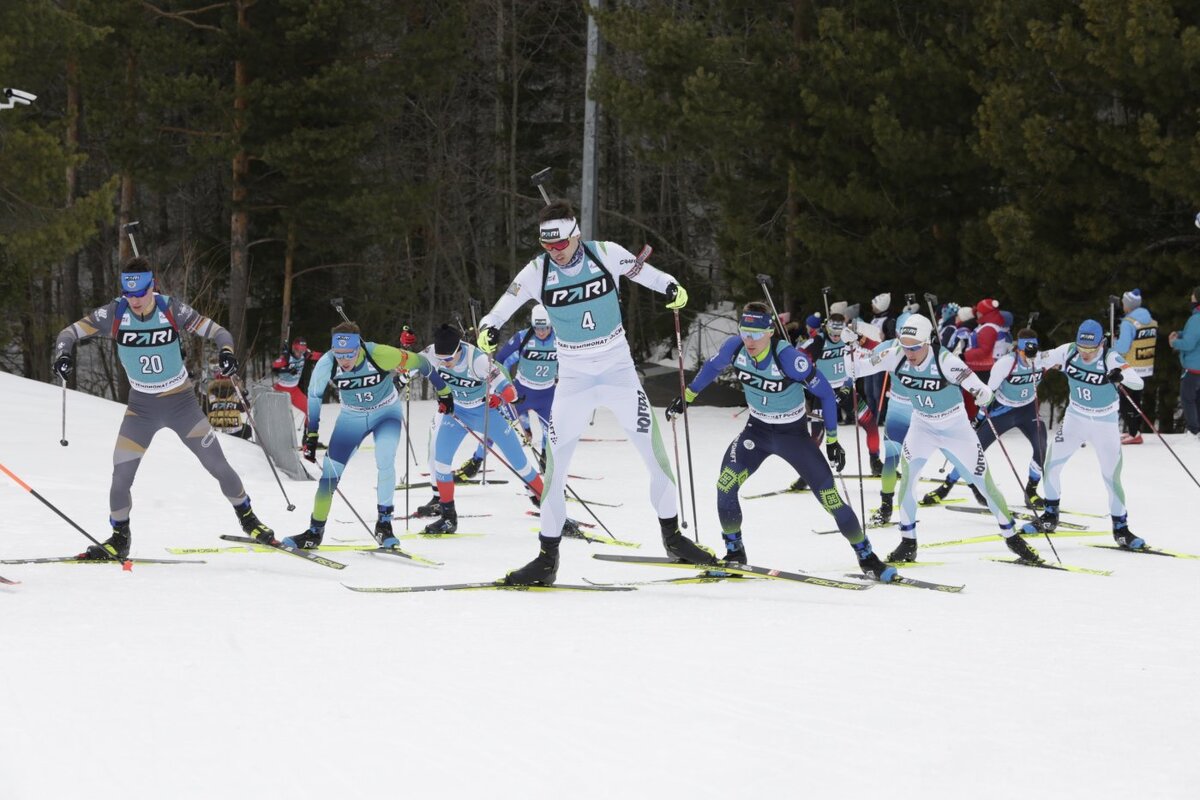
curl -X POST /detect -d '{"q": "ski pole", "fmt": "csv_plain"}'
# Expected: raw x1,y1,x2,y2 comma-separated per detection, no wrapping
981,412,1061,563
846,355,869,530
1118,384,1200,490
0,461,126,564
404,383,412,531
298,461,378,543
673,307,700,542
231,378,296,511
59,377,69,447
469,298,491,487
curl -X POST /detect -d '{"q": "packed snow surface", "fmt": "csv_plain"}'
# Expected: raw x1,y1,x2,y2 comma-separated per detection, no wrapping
1,371,1197,798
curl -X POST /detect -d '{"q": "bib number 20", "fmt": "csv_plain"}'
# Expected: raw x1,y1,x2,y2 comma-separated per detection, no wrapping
138,354,164,374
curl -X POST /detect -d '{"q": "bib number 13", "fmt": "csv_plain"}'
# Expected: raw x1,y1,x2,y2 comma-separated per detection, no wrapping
581,310,596,331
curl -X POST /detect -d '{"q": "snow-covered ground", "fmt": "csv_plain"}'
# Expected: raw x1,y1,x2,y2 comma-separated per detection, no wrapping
1,370,1198,799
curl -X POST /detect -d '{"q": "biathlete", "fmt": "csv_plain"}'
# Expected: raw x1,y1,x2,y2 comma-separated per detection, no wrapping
52,259,275,558
667,302,896,581
284,322,434,549
848,314,1042,564
478,199,713,585
414,324,546,535
1025,320,1146,549
271,336,321,427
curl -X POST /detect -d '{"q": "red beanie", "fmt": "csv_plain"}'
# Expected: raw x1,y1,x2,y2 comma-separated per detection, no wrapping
975,298,999,316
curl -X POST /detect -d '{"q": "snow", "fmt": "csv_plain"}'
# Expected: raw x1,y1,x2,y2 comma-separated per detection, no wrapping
1,369,1198,799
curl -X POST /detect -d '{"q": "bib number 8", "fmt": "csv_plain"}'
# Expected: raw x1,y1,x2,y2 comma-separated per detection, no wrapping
581,310,596,331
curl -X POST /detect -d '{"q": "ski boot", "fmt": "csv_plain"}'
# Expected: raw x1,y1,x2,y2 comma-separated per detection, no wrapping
423,502,458,535
235,498,276,544
789,475,809,492
1120,433,1143,445
969,483,988,507
721,532,748,565
660,516,718,565
376,504,398,548
869,453,884,477
413,494,442,518
853,539,897,582
80,519,131,560
1022,501,1059,534
920,480,953,506
455,456,482,481
1023,479,1045,510
283,522,324,550
503,534,560,586
1004,528,1043,563
887,532,918,563
869,492,894,526
1112,515,1145,550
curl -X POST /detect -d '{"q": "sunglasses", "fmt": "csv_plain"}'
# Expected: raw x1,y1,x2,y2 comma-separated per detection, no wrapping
333,350,358,360
739,328,770,341
900,341,926,351
123,286,152,299
1076,343,1100,352
540,239,572,252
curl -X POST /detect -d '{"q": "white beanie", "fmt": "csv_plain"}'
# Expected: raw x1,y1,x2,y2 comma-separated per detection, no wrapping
1122,288,1142,309
829,301,849,317
872,293,891,313
956,306,974,323
898,314,933,343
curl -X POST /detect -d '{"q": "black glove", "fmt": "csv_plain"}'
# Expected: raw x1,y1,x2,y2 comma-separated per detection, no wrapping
302,430,319,463
393,371,410,389
665,395,687,421
1022,342,1039,358
826,439,846,472
835,384,852,401
53,353,73,381
437,393,455,415
1107,367,1124,384
218,349,239,376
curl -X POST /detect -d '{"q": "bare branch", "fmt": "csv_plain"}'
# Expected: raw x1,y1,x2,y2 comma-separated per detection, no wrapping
141,2,224,33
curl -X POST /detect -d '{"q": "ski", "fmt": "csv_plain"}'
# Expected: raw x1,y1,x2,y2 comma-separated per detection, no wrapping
0,556,204,565
526,510,594,529
591,554,873,591
566,495,622,508
395,479,510,490
1,575,21,585
843,573,965,593
333,533,485,543
579,437,626,443
925,530,1107,549
397,512,491,522
1087,545,1200,560
533,527,640,548
343,581,633,593
811,521,896,535
218,535,346,570
584,571,762,587
745,487,808,500
167,543,378,555
361,548,443,567
945,505,1089,531
984,557,1112,576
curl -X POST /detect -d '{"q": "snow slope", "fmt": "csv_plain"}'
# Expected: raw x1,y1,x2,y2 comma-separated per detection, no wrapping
1,370,1198,799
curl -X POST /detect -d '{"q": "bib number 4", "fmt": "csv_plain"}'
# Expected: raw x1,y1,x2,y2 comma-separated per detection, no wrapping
581,310,596,331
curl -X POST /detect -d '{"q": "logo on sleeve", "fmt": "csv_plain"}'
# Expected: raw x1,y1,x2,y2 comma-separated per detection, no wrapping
793,354,810,375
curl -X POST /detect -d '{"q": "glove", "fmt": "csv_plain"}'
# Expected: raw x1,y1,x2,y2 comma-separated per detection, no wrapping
400,325,417,349
826,436,846,472
488,393,503,409
840,326,860,345
665,395,687,421
302,430,319,463
393,371,410,389
835,384,852,401
1022,342,1039,358
437,392,455,415
971,385,994,407
218,348,239,377
477,326,499,354
665,283,688,310
281,342,291,358
53,353,73,381
1107,367,1124,384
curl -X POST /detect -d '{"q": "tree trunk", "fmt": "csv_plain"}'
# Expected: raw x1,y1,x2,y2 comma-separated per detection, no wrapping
281,221,295,347
118,49,137,263
63,47,82,388
228,0,252,355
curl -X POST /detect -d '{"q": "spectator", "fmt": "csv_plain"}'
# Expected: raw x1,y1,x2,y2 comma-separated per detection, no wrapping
1113,289,1158,444
1169,286,1200,440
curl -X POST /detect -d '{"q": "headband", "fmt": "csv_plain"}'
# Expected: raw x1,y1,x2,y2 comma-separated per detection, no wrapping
538,218,579,242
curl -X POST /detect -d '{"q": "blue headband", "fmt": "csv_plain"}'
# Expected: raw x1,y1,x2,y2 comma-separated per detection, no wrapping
332,332,361,354
120,272,153,297
739,310,773,330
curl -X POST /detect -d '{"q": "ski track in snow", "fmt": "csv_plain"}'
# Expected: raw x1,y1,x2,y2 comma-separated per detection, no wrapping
1,371,1198,799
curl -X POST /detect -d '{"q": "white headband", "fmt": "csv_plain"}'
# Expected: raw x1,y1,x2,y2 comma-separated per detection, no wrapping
538,218,579,242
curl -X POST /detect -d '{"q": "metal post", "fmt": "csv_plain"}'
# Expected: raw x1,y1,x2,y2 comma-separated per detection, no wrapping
580,0,602,239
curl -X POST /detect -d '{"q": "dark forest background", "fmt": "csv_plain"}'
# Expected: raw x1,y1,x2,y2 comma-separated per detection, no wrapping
3,1,1199,426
